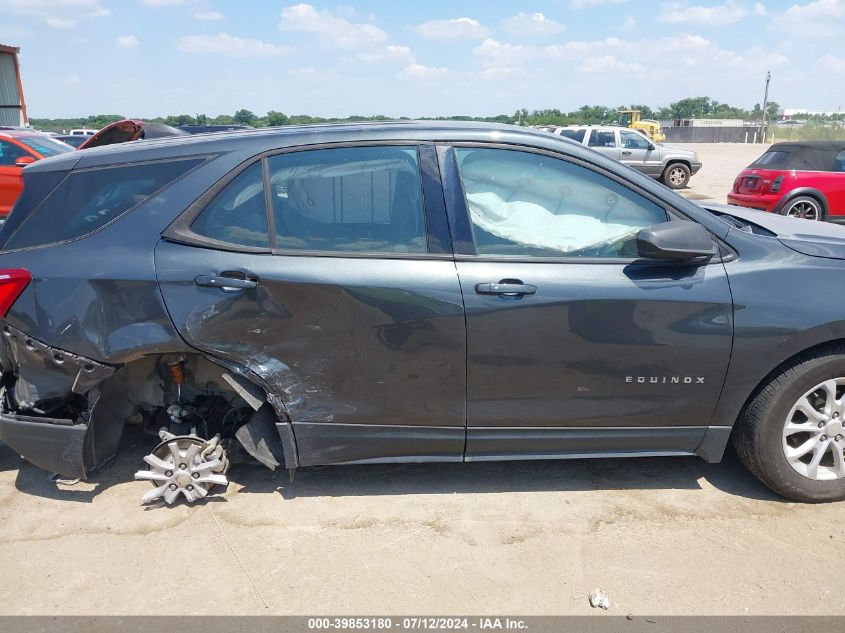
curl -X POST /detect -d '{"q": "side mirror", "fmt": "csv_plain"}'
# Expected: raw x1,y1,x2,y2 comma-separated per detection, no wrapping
15,155,36,168
637,221,716,262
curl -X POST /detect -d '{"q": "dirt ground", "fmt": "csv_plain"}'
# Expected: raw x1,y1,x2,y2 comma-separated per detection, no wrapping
674,142,769,203
2,141,844,617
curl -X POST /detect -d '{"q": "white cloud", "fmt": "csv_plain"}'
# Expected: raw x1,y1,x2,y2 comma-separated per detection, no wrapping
194,10,223,20
479,67,518,80
398,63,449,80
414,17,489,40
816,54,845,73
568,0,627,8
775,0,845,37
357,45,414,63
142,0,187,5
46,17,74,28
0,0,110,28
178,33,289,57
501,12,564,37
659,1,749,25
622,15,637,30
116,34,139,48
754,2,768,14
279,3,387,49
577,55,646,75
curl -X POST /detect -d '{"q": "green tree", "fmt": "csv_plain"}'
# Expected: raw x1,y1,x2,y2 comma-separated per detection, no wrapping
233,109,258,126
265,110,289,126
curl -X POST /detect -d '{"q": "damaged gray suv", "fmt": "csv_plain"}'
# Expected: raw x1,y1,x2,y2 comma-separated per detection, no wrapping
2,121,845,504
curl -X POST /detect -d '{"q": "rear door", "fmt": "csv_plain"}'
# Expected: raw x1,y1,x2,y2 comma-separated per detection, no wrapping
439,144,733,460
586,129,620,161
155,144,467,466
0,140,31,214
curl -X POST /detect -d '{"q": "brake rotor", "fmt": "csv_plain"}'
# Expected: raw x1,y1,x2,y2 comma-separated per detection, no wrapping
134,434,229,504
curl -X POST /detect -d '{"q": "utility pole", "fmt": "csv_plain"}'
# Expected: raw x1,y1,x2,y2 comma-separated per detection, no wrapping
761,71,771,143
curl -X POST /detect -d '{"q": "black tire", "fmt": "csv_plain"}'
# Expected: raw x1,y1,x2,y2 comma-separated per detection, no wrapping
733,347,845,502
779,195,824,221
661,162,690,189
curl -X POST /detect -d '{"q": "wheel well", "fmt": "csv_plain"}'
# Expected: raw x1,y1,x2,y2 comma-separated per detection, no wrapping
662,161,691,176
733,338,845,431
776,190,829,217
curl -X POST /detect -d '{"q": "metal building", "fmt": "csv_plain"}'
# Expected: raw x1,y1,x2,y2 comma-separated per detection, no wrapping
0,44,26,127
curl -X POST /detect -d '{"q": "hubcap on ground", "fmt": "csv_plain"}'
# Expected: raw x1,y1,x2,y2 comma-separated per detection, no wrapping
782,378,845,481
134,435,229,504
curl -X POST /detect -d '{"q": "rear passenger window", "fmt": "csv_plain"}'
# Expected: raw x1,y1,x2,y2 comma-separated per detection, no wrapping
267,146,427,254
191,163,269,248
559,129,586,143
588,131,617,148
5,158,204,250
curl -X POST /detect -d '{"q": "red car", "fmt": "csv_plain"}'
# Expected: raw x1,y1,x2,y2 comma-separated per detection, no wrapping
728,141,845,221
0,129,74,217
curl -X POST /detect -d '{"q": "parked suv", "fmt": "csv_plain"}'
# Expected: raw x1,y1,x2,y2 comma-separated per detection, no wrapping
727,141,845,221
547,125,701,189
3,122,845,505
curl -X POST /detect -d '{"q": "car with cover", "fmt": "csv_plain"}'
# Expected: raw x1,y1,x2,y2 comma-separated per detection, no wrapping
727,141,845,221
1,122,845,504
547,124,701,189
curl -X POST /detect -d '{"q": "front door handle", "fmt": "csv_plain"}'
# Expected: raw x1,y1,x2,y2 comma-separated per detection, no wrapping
475,281,537,296
622,150,632,156
195,273,258,291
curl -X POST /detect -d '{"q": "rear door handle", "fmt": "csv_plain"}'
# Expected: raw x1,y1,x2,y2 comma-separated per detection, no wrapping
195,273,257,291
475,282,537,296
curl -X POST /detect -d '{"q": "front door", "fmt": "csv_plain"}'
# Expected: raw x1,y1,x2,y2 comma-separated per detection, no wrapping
156,144,467,466
619,129,664,177
440,144,733,459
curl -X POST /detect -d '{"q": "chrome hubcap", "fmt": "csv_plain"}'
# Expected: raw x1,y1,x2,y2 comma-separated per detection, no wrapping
782,378,845,480
669,168,686,186
785,200,820,220
134,433,229,504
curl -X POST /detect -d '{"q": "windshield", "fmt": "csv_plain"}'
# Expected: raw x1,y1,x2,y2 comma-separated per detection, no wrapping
16,135,74,157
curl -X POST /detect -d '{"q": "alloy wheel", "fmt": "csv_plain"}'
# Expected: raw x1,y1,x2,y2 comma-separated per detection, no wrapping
784,199,821,221
782,378,845,480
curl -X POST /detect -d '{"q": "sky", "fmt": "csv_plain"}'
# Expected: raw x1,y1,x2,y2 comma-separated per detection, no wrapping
0,0,842,119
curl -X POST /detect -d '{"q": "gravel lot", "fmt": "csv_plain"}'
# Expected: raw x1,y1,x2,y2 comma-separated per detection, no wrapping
2,141,844,617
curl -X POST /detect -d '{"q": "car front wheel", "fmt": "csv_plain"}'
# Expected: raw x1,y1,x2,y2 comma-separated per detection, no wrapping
662,163,690,189
781,196,823,221
734,348,845,502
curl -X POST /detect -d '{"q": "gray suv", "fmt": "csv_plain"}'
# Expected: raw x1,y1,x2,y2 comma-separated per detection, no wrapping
4,121,845,505
548,125,702,189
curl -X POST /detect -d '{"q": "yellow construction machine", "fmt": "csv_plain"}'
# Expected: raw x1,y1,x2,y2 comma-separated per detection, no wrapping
618,110,665,143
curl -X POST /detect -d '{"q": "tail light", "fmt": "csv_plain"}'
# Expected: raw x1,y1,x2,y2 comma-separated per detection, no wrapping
770,175,784,193
732,176,741,192
0,269,31,317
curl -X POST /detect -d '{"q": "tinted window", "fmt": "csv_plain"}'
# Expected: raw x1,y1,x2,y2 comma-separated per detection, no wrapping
455,147,668,258
559,129,586,143
0,140,31,166
753,150,790,167
833,150,845,173
267,146,426,254
588,130,617,148
5,158,204,250
16,135,74,157
191,162,269,248
620,130,651,150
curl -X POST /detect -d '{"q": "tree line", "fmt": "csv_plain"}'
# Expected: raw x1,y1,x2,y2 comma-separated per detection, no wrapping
30,96,842,133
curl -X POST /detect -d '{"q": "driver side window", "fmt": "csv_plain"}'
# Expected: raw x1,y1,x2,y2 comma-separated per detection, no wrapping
454,147,669,258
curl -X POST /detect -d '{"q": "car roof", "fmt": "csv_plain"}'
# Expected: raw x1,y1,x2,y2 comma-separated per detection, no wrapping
0,128,50,139
30,120,572,171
